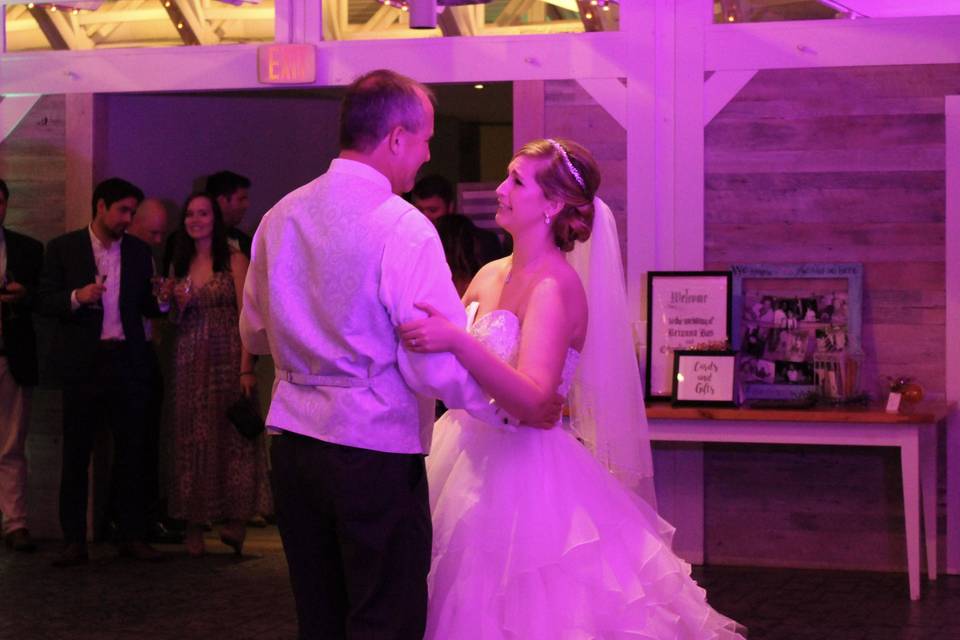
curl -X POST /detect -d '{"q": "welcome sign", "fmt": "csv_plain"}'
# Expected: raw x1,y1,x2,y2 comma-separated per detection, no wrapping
645,272,732,400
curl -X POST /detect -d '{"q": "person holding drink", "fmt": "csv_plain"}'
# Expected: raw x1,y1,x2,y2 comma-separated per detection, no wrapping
39,177,166,565
166,192,271,557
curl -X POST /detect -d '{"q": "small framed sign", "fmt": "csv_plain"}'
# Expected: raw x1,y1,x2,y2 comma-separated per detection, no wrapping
671,350,737,407
645,271,732,401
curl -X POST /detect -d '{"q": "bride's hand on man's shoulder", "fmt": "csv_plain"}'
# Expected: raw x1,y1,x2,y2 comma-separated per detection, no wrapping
398,302,466,355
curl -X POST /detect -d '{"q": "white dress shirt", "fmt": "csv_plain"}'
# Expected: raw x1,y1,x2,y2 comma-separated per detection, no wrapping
70,226,125,341
241,158,503,454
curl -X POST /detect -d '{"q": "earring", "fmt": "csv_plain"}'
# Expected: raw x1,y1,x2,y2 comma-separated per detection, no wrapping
544,214,552,225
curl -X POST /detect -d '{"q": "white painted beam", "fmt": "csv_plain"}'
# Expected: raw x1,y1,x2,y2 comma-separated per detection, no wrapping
672,0,710,271
0,31,628,94
575,77,626,128
706,15,960,71
703,69,755,124
0,94,41,143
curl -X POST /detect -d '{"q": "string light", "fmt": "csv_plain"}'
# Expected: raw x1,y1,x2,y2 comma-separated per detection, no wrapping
27,2,34,7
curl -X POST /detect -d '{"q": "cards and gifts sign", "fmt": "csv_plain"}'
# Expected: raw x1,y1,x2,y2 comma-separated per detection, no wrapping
673,351,737,406
645,272,731,400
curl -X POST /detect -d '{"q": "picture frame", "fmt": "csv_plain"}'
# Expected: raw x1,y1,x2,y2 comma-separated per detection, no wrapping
671,350,738,407
645,271,732,401
731,262,863,403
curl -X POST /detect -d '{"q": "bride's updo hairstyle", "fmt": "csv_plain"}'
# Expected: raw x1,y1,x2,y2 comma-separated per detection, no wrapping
516,138,601,252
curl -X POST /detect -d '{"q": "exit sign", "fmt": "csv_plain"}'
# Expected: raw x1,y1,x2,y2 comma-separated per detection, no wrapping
257,44,317,85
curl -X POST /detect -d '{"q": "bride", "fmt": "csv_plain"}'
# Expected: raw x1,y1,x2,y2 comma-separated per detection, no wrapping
399,138,746,639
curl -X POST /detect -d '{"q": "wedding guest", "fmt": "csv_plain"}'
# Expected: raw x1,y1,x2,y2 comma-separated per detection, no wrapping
167,192,271,557
207,171,252,257
39,178,164,566
0,179,43,553
127,198,182,545
412,175,504,296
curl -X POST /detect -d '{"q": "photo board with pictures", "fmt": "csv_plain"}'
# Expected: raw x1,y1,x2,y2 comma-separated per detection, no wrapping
731,263,863,402
645,271,732,401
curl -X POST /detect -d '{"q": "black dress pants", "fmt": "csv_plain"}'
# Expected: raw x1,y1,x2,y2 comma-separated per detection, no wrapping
59,342,150,544
271,432,431,640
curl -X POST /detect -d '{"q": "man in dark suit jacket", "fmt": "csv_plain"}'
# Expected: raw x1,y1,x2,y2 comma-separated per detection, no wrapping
39,178,166,566
0,179,44,553
207,170,253,258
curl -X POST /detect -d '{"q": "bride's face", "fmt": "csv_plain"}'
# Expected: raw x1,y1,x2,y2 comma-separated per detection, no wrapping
495,155,560,234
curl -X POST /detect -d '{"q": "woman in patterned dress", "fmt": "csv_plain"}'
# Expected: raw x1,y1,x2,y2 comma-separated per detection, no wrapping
168,192,271,556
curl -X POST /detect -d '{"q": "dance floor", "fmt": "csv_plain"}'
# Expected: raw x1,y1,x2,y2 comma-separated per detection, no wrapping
1,527,957,639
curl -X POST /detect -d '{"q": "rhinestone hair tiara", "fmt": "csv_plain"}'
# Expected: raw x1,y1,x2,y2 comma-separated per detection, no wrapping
546,138,586,191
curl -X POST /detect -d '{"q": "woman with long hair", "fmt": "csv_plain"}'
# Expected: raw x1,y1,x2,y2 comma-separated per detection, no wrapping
400,139,745,638
168,192,271,557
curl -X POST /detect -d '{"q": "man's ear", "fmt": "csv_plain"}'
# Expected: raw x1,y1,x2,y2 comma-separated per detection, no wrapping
94,198,106,220
216,194,229,209
387,125,405,155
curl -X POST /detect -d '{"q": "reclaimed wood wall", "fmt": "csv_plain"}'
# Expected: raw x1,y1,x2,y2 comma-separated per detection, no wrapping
699,64,956,570
0,95,66,243
544,65,954,571
706,64,954,402
0,95,67,538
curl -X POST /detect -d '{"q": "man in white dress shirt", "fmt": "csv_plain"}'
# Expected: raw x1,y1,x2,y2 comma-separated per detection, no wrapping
240,69,557,639
39,178,165,566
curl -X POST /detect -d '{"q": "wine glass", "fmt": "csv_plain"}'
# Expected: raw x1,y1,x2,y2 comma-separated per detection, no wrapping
91,272,107,309
175,275,192,322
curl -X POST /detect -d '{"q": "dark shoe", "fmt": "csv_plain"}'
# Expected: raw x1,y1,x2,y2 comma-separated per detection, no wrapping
220,521,245,556
4,528,37,553
184,526,205,558
247,515,267,528
117,541,164,562
52,543,88,567
146,521,185,545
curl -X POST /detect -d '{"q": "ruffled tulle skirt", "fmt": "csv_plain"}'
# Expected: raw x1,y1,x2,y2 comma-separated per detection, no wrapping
425,409,746,640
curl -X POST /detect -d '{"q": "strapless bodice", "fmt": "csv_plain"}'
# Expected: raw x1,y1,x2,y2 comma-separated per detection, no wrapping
469,309,580,398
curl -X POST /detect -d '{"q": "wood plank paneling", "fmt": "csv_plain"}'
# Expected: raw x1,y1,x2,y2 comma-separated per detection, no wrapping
0,96,67,540
544,80,628,264
0,95,66,244
704,64,952,570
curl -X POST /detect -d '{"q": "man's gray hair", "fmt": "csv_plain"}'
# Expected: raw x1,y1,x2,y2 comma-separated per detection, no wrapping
339,69,436,153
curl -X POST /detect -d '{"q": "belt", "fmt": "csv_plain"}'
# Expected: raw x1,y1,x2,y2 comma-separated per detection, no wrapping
277,369,381,389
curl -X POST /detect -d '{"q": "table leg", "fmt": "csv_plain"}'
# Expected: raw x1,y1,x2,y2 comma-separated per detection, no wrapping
901,436,921,600
919,426,937,580
948,408,960,574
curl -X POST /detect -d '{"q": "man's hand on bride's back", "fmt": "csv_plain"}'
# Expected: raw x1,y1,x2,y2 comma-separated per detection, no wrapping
398,302,467,355
525,393,564,429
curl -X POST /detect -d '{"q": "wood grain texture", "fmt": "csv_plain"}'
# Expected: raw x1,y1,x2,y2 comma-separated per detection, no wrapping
703,64,952,570
0,95,66,244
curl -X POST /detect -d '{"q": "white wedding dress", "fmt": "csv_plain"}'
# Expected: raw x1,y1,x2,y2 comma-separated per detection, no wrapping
425,309,746,640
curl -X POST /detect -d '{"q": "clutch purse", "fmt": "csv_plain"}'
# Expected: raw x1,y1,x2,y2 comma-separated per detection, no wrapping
227,395,265,440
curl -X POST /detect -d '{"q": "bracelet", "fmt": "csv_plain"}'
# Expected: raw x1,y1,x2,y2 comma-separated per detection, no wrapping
240,371,255,376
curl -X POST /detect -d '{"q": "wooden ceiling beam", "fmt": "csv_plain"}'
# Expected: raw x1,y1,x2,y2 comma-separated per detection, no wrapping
27,4,94,49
